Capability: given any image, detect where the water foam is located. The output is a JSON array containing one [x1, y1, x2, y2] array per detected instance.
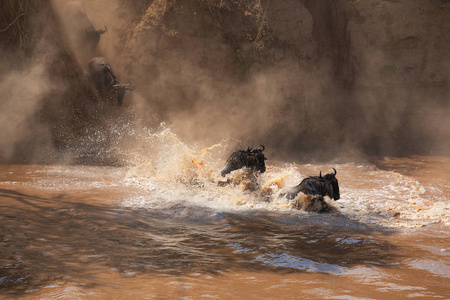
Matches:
[[118, 126, 449, 228]]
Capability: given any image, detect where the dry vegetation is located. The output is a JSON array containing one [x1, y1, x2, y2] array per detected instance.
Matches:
[[0, 0, 30, 48]]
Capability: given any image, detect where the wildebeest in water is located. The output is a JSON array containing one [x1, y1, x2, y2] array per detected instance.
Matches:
[[292, 194, 334, 213], [280, 168, 340, 201], [88, 57, 132, 106], [220, 145, 267, 177]]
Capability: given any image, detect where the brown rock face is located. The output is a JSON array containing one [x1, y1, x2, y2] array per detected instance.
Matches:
[[122, 0, 449, 159], [338, 0, 450, 155], [1, 0, 449, 163]]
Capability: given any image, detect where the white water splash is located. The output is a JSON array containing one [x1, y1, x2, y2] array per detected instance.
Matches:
[[119, 126, 450, 228]]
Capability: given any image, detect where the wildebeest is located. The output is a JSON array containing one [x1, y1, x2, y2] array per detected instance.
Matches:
[[84, 24, 107, 52], [292, 194, 334, 213], [280, 168, 340, 200], [88, 57, 132, 106], [220, 145, 267, 177], [58, 1, 107, 61]]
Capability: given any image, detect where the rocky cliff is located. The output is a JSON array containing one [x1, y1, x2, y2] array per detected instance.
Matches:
[[1, 0, 449, 163]]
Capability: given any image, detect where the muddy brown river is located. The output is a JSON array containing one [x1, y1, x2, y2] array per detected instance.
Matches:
[[1, 139, 449, 299]]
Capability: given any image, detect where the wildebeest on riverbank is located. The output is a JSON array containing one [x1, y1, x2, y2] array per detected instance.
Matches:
[[58, 1, 107, 62], [88, 57, 132, 106]]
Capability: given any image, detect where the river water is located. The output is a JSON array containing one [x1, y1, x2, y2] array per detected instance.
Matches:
[[1, 129, 449, 299]]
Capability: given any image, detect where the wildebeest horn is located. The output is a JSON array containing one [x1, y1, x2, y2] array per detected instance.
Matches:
[[319, 171, 322, 178], [112, 80, 133, 91], [123, 80, 133, 90], [333, 168, 337, 175], [111, 84, 122, 91], [98, 26, 107, 34], [260, 145, 265, 151]]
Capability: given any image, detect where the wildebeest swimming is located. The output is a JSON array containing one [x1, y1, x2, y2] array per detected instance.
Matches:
[[220, 145, 267, 177], [280, 168, 340, 201], [88, 57, 132, 106], [292, 194, 335, 213]]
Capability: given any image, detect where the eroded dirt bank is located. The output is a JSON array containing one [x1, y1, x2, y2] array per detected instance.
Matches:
[[1, 0, 449, 164]]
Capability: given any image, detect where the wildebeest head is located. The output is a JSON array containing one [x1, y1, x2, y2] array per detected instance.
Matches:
[[85, 25, 107, 52], [247, 145, 266, 173], [111, 80, 133, 106], [320, 168, 340, 200]]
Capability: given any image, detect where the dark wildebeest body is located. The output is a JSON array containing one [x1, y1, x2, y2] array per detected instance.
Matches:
[[220, 145, 267, 177], [281, 169, 340, 200], [60, 1, 107, 61], [88, 57, 132, 106]]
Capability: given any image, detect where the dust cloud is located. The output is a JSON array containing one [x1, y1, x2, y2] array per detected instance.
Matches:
[[0, 64, 52, 161], [0, 0, 449, 165], [0, 1, 62, 163]]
